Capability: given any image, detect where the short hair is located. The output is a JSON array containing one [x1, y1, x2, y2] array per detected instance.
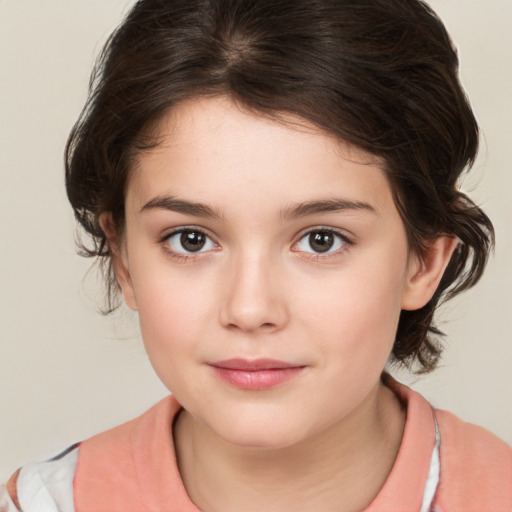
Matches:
[[65, 0, 494, 373]]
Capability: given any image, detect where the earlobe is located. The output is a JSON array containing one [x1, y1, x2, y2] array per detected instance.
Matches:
[[401, 235, 459, 311], [99, 213, 138, 311]]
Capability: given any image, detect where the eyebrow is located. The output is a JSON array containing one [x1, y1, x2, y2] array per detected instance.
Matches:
[[280, 198, 377, 220], [140, 195, 225, 220], [140, 195, 376, 220]]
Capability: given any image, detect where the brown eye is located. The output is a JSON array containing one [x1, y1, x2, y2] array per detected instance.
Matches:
[[165, 228, 216, 254], [309, 232, 335, 253], [180, 230, 206, 252], [296, 229, 347, 254]]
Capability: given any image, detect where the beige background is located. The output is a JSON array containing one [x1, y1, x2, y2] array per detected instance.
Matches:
[[1, 0, 511, 480]]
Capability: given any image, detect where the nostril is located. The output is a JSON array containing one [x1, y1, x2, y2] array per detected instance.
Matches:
[[225, 320, 277, 332]]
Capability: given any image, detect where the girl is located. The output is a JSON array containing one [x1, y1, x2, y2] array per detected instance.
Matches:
[[2, 0, 511, 511]]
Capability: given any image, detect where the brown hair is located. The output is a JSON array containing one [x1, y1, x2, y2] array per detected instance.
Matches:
[[65, 0, 494, 373]]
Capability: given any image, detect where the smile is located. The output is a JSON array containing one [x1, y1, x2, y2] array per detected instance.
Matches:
[[208, 358, 306, 390]]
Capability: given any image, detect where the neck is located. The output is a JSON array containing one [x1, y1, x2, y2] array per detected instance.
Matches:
[[174, 380, 405, 512]]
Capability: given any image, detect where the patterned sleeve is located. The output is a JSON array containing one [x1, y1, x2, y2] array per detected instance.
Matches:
[[0, 482, 21, 512], [0, 445, 79, 512]]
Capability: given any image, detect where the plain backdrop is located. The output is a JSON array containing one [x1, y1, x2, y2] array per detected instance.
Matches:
[[1, 0, 511, 480]]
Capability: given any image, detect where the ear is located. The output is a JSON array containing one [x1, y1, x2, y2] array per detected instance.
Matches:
[[99, 213, 138, 311], [401, 235, 459, 311]]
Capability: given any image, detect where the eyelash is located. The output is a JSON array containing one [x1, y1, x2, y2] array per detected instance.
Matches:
[[159, 226, 353, 263], [160, 226, 217, 263], [293, 227, 353, 262]]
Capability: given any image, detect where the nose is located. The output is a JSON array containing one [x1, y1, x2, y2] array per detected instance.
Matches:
[[219, 252, 289, 333]]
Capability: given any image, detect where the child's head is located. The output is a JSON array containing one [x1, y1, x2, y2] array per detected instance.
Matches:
[[66, 0, 493, 376]]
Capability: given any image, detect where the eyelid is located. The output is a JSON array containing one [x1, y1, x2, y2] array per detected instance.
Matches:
[[160, 225, 219, 258], [160, 222, 218, 238], [292, 226, 354, 257], [294, 225, 353, 243]]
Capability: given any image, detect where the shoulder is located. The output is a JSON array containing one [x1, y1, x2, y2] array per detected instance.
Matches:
[[0, 396, 180, 512], [436, 408, 512, 462], [77, 395, 180, 461], [435, 408, 512, 511], [385, 377, 512, 511], [75, 395, 187, 511]]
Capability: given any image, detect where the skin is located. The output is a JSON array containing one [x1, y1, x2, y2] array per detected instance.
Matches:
[[106, 96, 457, 512]]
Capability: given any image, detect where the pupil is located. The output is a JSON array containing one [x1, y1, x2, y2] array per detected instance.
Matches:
[[181, 231, 205, 252], [309, 232, 334, 253]]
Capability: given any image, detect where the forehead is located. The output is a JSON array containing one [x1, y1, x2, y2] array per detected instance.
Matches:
[[137, 96, 382, 166], [127, 96, 394, 219]]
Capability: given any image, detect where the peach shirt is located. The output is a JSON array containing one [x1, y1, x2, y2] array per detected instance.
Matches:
[[73, 379, 512, 511]]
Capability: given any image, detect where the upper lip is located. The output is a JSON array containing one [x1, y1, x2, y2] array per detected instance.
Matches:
[[209, 358, 303, 371]]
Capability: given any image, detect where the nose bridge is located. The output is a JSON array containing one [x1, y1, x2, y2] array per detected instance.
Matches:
[[219, 245, 288, 332]]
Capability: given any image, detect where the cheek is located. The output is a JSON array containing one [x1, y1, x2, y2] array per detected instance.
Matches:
[[299, 267, 405, 329], [293, 257, 408, 362], [128, 257, 214, 363], [134, 279, 208, 395], [136, 279, 207, 344]]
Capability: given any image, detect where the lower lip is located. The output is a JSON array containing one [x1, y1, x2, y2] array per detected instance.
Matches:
[[210, 366, 305, 390]]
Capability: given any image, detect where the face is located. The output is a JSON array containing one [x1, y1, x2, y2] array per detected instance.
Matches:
[[115, 97, 426, 449]]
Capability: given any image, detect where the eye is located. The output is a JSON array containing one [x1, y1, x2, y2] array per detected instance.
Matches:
[[295, 229, 348, 254], [164, 228, 216, 254]]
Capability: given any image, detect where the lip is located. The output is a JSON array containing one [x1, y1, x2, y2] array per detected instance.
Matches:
[[208, 358, 306, 390]]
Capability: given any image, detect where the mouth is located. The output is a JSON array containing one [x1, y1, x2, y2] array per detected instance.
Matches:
[[208, 358, 306, 390]]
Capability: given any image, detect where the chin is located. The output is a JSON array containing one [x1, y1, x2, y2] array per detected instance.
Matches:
[[210, 414, 309, 451], [222, 430, 303, 451]]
